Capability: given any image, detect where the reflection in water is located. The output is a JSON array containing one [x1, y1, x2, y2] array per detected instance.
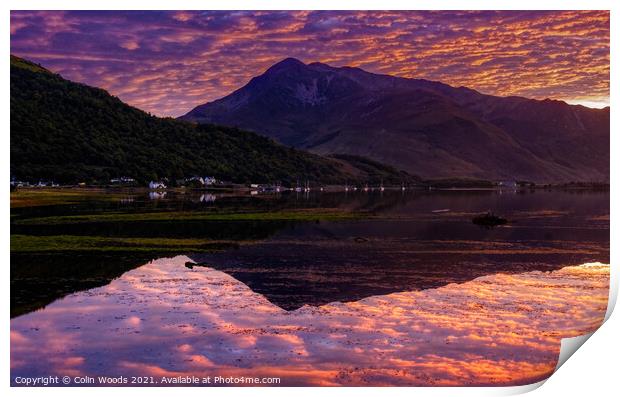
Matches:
[[11, 256, 609, 386], [10, 252, 156, 318], [199, 194, 216, 203], [148, 191, 167, 200], [11, 220, 292, 316], [190, 221, 607, 310], [10, 189, 610, 385]]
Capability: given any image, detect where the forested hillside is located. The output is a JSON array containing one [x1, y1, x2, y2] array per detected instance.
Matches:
[[10, 56, 413, 185]]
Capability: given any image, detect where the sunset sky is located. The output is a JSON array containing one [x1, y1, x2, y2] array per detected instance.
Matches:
[[10, 10, 610, 117]]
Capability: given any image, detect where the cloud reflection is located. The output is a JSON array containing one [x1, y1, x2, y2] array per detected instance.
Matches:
[[10, 256, 609, 386]]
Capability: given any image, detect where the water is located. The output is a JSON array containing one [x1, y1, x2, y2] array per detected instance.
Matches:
[[10, 189, 610, 386]]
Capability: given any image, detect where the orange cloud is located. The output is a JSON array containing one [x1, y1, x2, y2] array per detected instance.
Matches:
[[10, 11, 609, 116]]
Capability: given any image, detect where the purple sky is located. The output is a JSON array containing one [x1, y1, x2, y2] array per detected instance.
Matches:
[[11, 10, 610, 117]]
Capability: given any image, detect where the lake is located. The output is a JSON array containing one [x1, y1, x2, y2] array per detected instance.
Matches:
[[10, 188, 610, 386]]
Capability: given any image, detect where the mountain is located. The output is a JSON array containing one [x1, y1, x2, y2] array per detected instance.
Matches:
[[182, 58, 609, 183], [10, 55, 413, 185]]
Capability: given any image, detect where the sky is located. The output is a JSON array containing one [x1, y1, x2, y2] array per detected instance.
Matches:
[[10, 10, 610, 117]]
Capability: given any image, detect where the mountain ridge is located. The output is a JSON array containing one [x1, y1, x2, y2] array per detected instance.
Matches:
[[182, 58, 609, 183]]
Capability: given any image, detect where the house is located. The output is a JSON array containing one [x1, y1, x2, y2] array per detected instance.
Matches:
[[204, 176, 217, 186], [187, 176, 205, 185], [148, 181, 167, 190], [10, 179, 30, 187], [36, 180, 58, 187], [498, 181, 517, 188]]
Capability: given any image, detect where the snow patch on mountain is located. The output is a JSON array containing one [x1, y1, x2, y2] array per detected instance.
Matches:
[[294, 78, 326, 105]]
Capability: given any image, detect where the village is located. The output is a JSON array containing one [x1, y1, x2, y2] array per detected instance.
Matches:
[[9, 175, 555, 194]]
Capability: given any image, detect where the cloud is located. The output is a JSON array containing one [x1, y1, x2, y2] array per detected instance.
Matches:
[[10, 10, 610, 117]]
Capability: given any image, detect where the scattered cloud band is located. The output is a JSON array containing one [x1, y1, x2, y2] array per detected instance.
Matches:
[[10, 10, 610, 117]]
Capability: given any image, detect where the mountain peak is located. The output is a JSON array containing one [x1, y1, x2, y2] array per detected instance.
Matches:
[[265, 57, 306, 73]]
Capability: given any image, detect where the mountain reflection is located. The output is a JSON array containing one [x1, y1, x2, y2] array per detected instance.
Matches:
[[189, 218, 608, 310], [11, 256, 609, 386]]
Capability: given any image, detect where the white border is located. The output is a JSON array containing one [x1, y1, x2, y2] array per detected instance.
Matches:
[[3, 1, 617, 396]]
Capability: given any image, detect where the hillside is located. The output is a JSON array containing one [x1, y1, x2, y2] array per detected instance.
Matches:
[[182, 58, 609, 183], [10, 56, 413, 185]]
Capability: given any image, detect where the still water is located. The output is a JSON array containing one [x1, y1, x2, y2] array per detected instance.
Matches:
[[10, 189, 610, 386]]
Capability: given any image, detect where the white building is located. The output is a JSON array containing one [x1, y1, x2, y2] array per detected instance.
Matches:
[[149, 181, 167, 190], [498, 181, 518, 188]]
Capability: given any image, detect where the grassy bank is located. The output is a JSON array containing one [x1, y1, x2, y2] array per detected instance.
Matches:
[[10, 234, 243, 253], [13, 208, 364, 225], [10, 188, 128, 208]]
